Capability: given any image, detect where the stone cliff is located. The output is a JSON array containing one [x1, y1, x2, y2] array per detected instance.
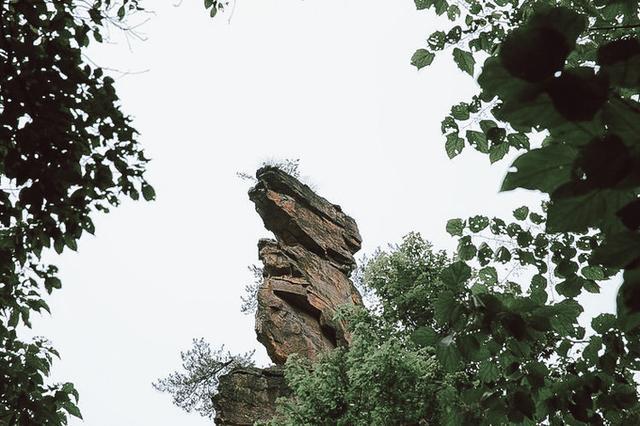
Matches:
[[213, 167, 362, 425]]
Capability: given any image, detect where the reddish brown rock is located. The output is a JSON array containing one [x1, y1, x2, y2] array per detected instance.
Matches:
[[213, 167, 362, 425], [250, 166, 363, 364]]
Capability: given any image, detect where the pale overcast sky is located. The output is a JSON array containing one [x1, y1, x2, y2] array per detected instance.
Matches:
[[27, 1, 616, 425]]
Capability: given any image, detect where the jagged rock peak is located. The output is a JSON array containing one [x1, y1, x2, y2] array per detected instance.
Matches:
[[250, 167, 363, 365], [248, 166, 362, 274]]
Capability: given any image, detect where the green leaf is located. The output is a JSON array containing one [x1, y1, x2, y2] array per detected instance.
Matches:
[[437, 336, 461, 372], [414, 0, 434, 10], [446, 218, 465, 236], [445, 133, 464, 158], [411, 326, 439, 347], [433, 0, 448, 16], [507, 133, 530, 150], [457, 236, 477, 261], [513, 206, 529, 221], [440, 261, 472, 288], [591, 313, 617, 334], [451, 103, 470, 120], [141, 184, 156, 201], [547, 189, 631, 234], [466, 130, 488, 153], [411, 49, 435, 70], [592, 231, 640, 269], [62, 401, 83, 419], [453, 48, 475, 76], [468, 215, 489, 232], [582, 265, 605, 281], [434, 291, 456, 325], [495, 246, 512, 263], [556, 275, 582, 298], [478, 360, 500, 383], [489, 143, 509, 163], [501, 145, 578, 193], [447, 5, 460, 20], [512, 390, 535, 420], [479, 266, 498, 285]]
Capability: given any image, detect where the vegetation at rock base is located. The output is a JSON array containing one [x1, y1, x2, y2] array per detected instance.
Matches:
[[153, 339, 254, 419], [1, 1, 153, 423]]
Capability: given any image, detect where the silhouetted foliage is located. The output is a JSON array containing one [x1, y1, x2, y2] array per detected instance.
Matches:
[[1, 1, 153, 422], [411, 0, 640, 422]]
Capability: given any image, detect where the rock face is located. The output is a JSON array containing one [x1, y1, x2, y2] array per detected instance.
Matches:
[[250, 167, 363, 364], [213, 167, 362, 425], [213, 367, 289, 426]]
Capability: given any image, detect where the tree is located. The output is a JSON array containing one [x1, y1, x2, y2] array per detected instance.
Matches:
[[153, 339, 254, 419], [264, 233, 482, 425], [1, 1, 153, 423]]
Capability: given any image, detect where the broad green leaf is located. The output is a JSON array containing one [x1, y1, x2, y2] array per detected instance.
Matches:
[[453, 48, 475, 76], [411, 49, 435, 69], [451, 103, 470, 120], [457, 236, 477, 261], [62, 401, 83, 419], [434, 291, 457, 325], [414, 0, 434, 10], [440, 261, 472, 288], [411, 326, 439, 347], [501, 145, 578, 193], [468, 215, 489, 232], [507, 133, 530, 150], [445, 133, 464, 158], [582, 265, 605, 281], [478, 360, 500, 382], [592, 231, 640, 268], [142, 184, 156, 201], [591, 313, 617, 334], [466, 130, 488, 153], [513, 206, 529, 221], [556, 275, 582, 298], [446, 218, 465, 236], [437, 337, 461, 372], [547, 189, 631, 234], [495, 246, 512, 263], [489, 143, 509, 163], [479, 266, 498, 285]]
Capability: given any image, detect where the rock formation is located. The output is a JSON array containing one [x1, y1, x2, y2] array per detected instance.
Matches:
[[212, 366, 289, 426], [213, 167, 363, 425]]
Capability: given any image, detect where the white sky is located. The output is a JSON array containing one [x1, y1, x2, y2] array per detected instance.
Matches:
[[28, 1, 616, 425]]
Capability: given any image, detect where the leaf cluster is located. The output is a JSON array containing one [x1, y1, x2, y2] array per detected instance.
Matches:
[[1, 0, 152, 422]]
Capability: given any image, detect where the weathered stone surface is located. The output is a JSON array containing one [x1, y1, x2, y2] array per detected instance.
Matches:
[[250, 166, 363, 364], [213, 167, 362, 425], [212, 366, 289, 426]]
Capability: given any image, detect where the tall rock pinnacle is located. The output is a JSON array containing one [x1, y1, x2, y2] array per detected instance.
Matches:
[[249, 166, 363, 364], [213, 167, 363, 425]]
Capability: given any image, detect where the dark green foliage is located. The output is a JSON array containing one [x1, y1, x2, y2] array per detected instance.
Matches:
[[1, 1, 152, 422], [411, 0, 640, 423]]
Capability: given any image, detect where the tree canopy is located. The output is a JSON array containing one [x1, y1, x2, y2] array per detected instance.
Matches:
[[1, 1, 153, 423]]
